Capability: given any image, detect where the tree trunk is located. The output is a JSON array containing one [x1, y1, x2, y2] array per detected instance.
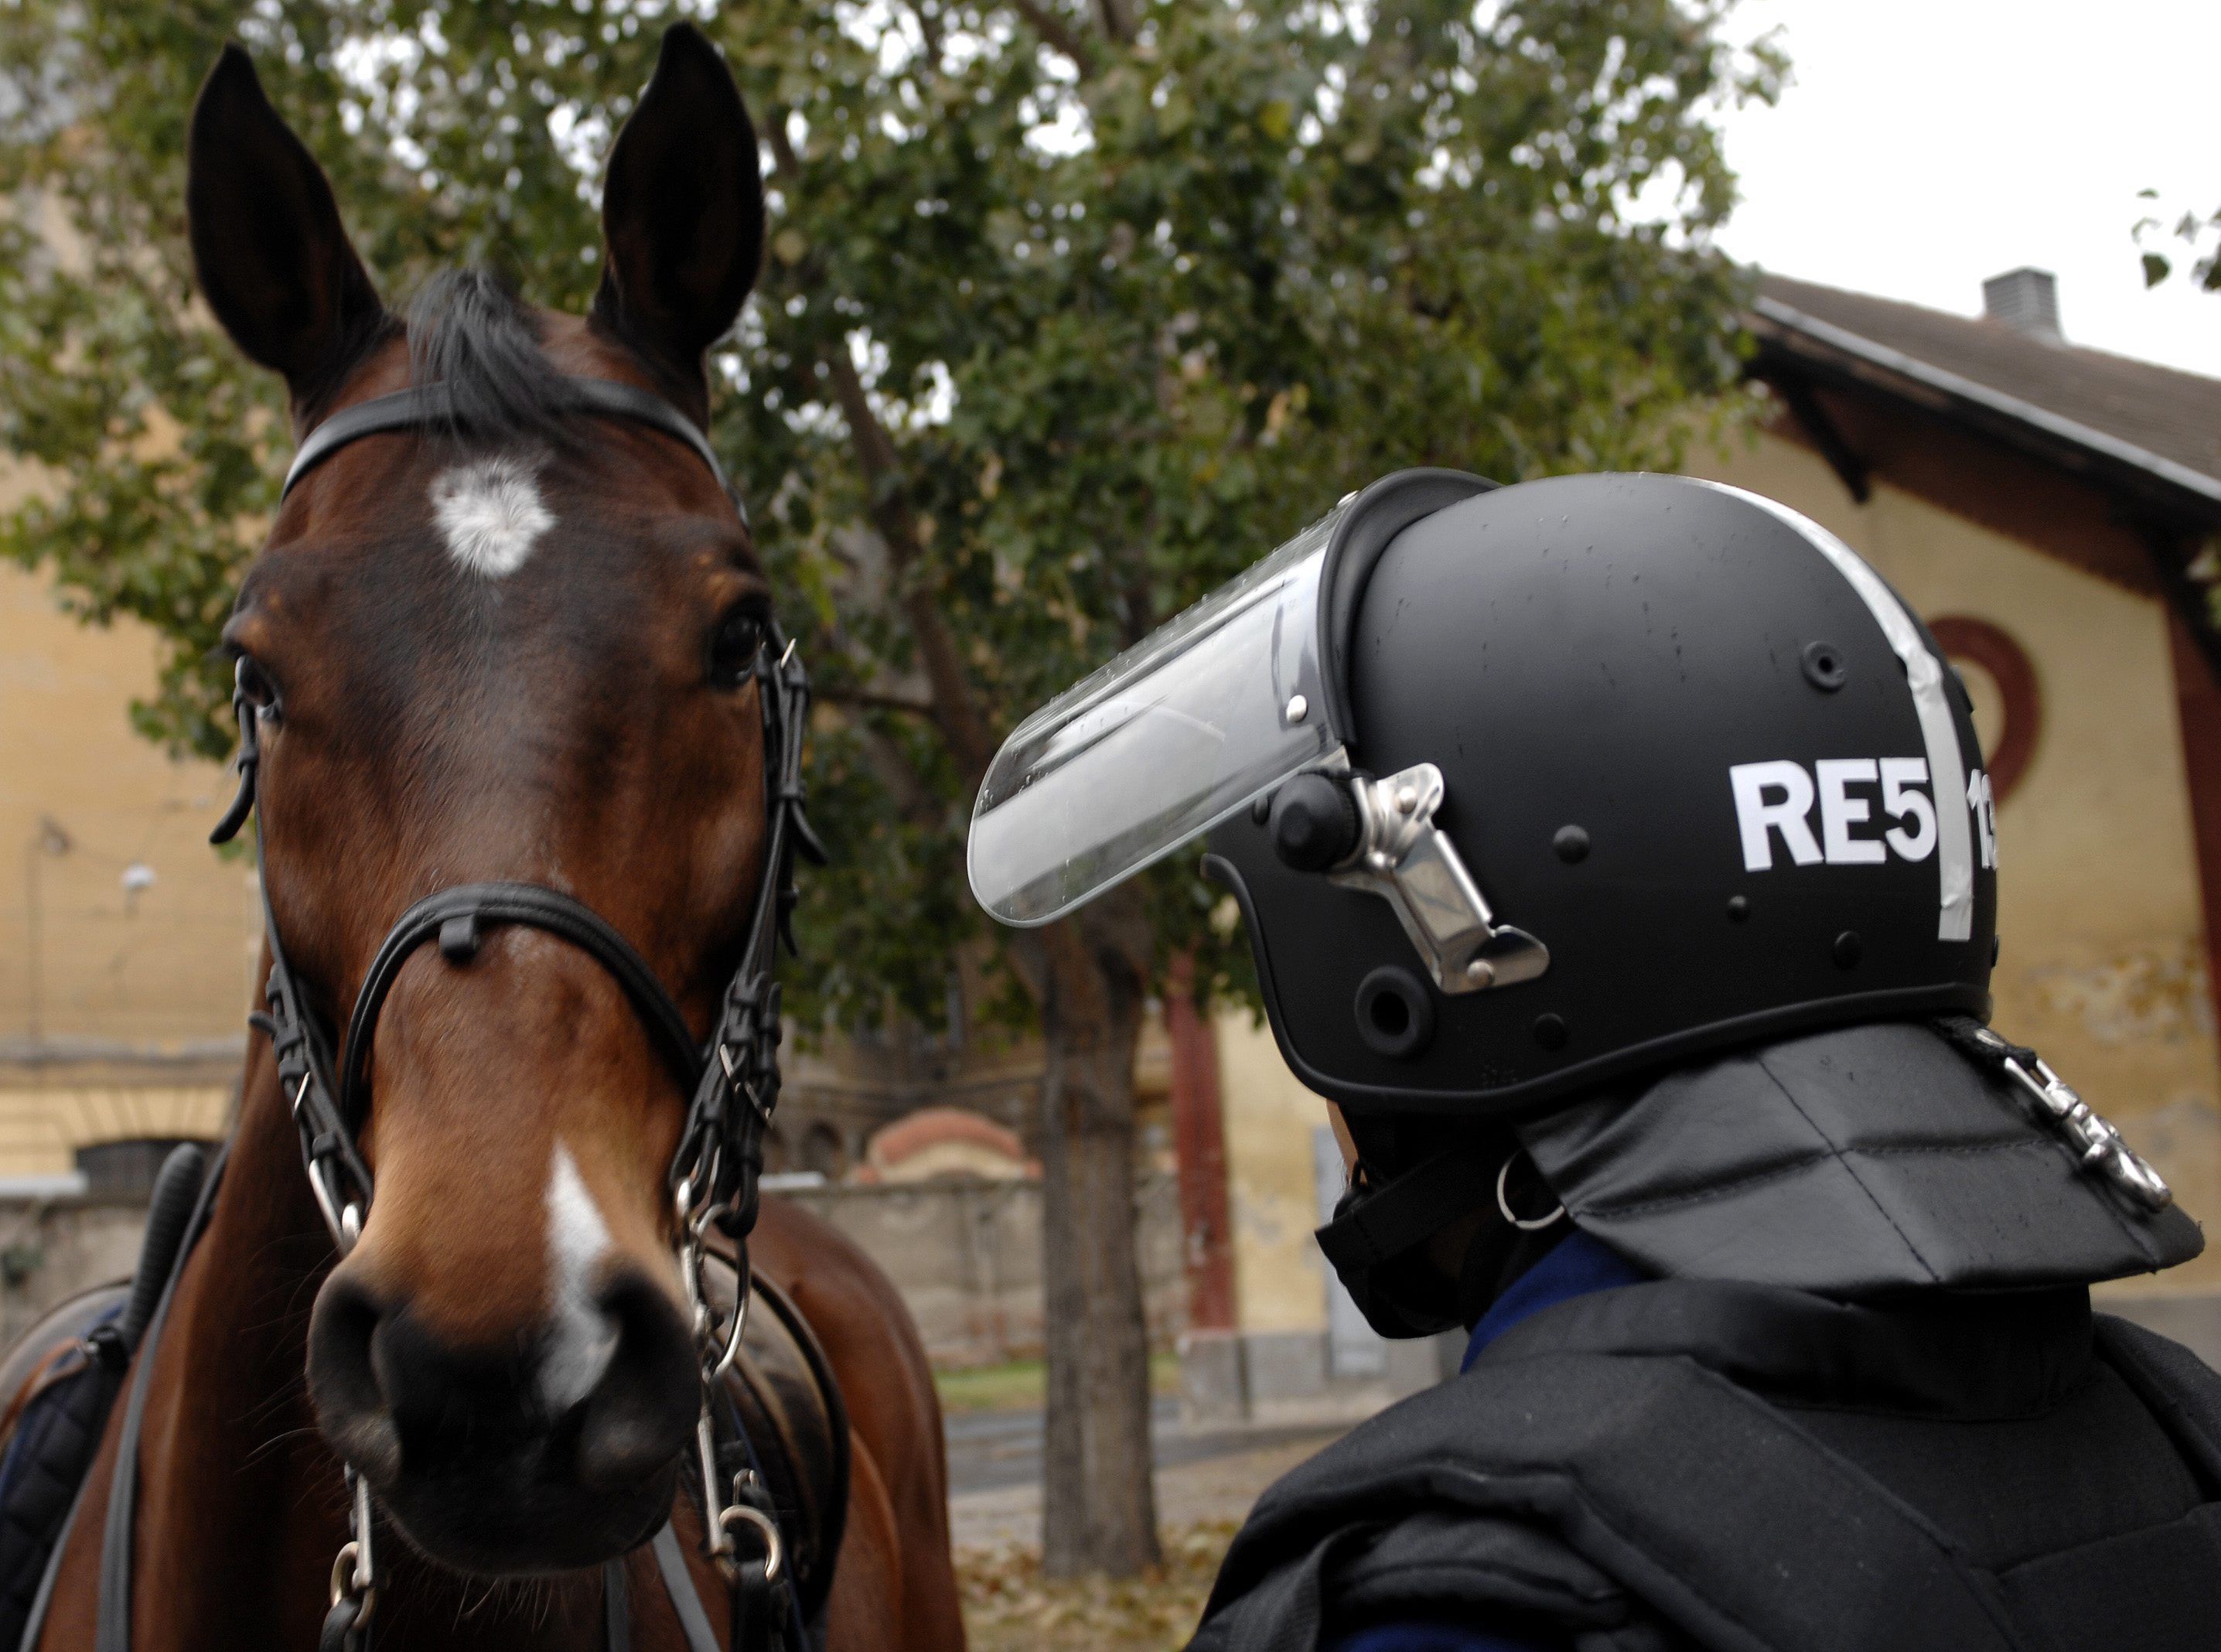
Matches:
[[1020, 906, 1162, 1578]]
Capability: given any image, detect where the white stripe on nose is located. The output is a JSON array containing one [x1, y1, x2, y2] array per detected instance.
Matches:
[[541, 1141, 619, 1413]]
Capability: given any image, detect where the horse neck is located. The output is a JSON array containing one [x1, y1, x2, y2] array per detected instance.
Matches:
[[124, 1038, 358, 1647]]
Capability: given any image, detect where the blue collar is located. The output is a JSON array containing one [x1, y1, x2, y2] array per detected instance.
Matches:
[[1461, 1228, 1650, 1372]]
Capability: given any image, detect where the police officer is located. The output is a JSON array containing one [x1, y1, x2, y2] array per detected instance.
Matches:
[[968, 469, 2221, 1650]]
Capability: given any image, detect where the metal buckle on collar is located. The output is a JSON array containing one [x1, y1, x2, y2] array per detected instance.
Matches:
[[1969, 1027, 2174, 1211]]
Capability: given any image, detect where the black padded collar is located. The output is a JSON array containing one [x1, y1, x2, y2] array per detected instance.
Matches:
[[281, 375, 728, 501], [1517, 1020, 2204, 1297]]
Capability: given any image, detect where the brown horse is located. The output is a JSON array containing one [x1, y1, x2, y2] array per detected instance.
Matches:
[[20, 24, 963, 1652]]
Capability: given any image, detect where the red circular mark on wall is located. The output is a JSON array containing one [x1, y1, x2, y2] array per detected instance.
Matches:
[[1928, 616, 2042, 803]]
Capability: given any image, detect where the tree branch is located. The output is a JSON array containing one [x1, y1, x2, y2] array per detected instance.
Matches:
[[851, 718, 943, 827], [909, 0, 945, 66], [817, 683, 939, 718], [1010, 0, 1097, 73], [817, 347, 998, 785], [1093, 0, 1134, 47], [765, 105, 997, 786], [765, 105, 803, 179]]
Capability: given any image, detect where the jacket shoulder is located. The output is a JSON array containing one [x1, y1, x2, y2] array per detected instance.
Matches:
[[1189, 1343, 2015, 1652]]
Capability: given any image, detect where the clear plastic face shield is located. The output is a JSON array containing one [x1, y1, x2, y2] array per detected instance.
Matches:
[[967, 468, 1550, 1000], [967, 503, 1348, 927]]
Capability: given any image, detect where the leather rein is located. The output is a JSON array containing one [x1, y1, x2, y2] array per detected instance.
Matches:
[[189, 374, 823, 1649]]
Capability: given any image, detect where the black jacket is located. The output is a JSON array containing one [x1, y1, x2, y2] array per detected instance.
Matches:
[[1189, 1275, 2221, 1651]]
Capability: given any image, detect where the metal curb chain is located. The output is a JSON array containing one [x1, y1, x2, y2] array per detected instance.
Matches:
[[1965, 1025, 2175, 1211], [321, 1472, 377, 1652]]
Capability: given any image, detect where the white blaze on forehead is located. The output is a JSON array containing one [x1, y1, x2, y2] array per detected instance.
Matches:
[[428, 456, 553, 577], [541, 1141, 619, 1414]]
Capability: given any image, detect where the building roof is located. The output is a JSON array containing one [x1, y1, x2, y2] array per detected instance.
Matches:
[[1752, 273, 2221, 517]]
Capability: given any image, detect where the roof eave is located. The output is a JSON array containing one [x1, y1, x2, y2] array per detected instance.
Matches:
[[1748, 295, 2221, 527]]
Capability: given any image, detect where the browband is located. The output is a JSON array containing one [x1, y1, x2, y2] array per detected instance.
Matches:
[[281, 376, 731, 502]]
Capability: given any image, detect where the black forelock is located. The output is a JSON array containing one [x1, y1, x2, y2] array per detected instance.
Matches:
[[406, 267, 572, 450]]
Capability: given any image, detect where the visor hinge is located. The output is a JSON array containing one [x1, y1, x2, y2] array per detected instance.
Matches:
[[1328, 763, 1548, 996]]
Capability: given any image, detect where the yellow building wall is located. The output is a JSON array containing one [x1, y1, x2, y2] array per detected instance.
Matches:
[[1215, 1008, 1336, 1335], [1, 458, 254, 1172], [1214, 431, 2221, 1336]]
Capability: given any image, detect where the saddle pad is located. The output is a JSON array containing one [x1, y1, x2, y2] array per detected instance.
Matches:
[[0, 1287, 128, 1652]]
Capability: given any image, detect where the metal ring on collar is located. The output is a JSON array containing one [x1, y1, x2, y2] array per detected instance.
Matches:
[[718, 1503, 785, 1585], [1496, 1155, 1567, 1232], [328, 1543, 377, 1627]]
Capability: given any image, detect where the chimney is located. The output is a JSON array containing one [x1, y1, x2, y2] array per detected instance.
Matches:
[[1983, 267, 2062, 341]]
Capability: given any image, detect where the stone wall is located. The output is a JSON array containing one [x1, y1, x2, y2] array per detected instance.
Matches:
[[0, 1172, 1189, 1371], [0, 1196, 150, 1350], [781, 1173, 1187, 1367]]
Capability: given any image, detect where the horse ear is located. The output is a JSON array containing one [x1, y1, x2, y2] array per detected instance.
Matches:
[[186, 44, 386, 406], [593, 24, 764, 402]]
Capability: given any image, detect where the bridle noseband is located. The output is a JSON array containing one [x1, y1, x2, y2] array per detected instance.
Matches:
[[209, 376, 822, 1645]]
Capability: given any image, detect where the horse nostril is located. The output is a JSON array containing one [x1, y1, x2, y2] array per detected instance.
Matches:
[[571, 1270, 698, 1493], [306, 1273, 402, 1485]]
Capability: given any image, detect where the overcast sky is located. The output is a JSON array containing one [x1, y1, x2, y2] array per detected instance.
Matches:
[[1708, 1, 2221, 378]]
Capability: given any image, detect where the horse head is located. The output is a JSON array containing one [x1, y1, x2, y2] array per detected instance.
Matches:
[[188, 25, 774, 1575]]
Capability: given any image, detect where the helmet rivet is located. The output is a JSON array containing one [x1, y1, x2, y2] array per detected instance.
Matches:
[[1726, 895, 1749, 923], [1284, 694, 1308, 725], [1802, 640, 1849, 693], [1552, 825, 1590, 864], [1833, 930, 1863, 968], [1531, 1013, 1569, 1051], [1395, 787, 1418, 814], [1465, 958, 1493, 987]]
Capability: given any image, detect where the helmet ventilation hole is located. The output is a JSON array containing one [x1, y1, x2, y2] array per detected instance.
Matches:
[[1355, 967, 1435, 1059]]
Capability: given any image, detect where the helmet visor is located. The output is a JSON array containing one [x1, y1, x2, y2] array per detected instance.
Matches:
[[969, 503, 1347, 926]]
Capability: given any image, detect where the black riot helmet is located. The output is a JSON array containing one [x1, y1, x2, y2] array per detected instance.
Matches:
[[971, 469, 2192, 1338], [971, 469, 1998, 1118]]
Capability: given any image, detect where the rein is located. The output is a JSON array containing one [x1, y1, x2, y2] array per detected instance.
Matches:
[[183, 375, 824, 1649]]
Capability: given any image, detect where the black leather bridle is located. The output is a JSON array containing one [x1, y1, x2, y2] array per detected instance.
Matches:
[[204, 374, 824, 1647]]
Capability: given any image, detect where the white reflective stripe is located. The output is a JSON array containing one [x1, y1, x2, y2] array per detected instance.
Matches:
[[1688, 481, 1975, 941]]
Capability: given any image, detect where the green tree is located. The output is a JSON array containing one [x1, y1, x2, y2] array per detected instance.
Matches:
[[2137, 189, 2221, 293], [1, 0, 1775, 1576]]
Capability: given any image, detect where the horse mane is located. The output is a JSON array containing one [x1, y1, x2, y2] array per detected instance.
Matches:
[[405, 266, 574, 449]]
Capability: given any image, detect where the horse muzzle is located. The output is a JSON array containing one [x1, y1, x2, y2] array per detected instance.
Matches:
[[306, 1264, 698, 1574]]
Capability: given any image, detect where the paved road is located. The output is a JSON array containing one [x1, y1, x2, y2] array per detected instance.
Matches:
[[944, 1397, 1342, 1497]]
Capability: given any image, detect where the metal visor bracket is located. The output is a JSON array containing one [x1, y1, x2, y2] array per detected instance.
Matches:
[[1329, 764, 1548, 995]]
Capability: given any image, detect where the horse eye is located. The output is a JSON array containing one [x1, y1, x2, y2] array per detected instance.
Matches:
[[708, 606, 766, 691], [234, 654, 281, 719]]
